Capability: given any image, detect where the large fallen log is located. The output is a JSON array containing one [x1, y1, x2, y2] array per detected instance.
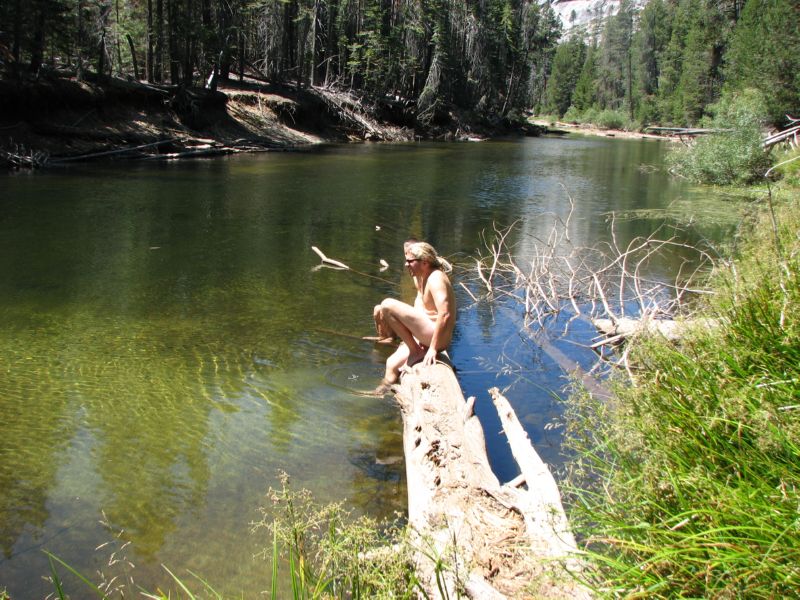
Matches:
[[592, 316, 719, 345], [394, 362, 589, 599]]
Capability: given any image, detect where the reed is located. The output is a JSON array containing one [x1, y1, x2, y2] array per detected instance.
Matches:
[[563, 184, 800, 597]]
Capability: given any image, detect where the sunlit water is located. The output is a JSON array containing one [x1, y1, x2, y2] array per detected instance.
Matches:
[[0, 137, 743, 597]]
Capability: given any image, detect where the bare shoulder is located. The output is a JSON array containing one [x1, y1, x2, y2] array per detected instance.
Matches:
[[428, 269, 452, 290]]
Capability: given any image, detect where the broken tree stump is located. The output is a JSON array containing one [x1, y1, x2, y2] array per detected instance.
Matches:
[[394, 362, 589, 599]]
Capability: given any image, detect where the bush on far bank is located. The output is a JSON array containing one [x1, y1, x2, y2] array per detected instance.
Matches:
[[667, 88, 774, 185], [562, 105, 639, 131]]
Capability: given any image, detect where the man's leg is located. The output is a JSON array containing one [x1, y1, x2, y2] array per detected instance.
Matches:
[[379, 298, 434, 367], [383, 343, 409, 385], [372, 304, 395, 344]]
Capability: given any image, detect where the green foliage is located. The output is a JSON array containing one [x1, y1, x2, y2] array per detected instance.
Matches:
[[724, 0, 800, 126], [596, 0, 634, 113], [565, 186, 800, 597], [668, 88, 773, 185], [254, 471, 422, 598], [572, 43, 598, 112], [773, 147, 800, 187], [595, 109, 628, 130], [545, 37, 586, 116], [544, 0, 795, 131]]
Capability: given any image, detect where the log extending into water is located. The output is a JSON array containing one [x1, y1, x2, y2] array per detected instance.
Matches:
[[394, 362, 589, 599], [592, 316, 718, 345]]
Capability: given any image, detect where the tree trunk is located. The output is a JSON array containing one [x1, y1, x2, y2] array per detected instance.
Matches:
[[324, 0, 338, 86], [393, 363, 589, 599], [147, 0, 154, 81], [155, 0, 164, 82], [167, 0, 180, 83], [115, 0, 124, 75], [127, 34, 140, 80], [29, 2, 46, 74], [75, 0, 85, 81], [238, 30, 244, 81]]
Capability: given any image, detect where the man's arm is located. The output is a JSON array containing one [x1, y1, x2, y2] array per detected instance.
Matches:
[[423, 272, 454, 366]]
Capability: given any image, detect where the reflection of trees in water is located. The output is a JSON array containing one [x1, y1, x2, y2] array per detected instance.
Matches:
[[0, 348, 74, 560]]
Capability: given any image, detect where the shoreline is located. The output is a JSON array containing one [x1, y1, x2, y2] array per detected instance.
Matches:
[[530, 118, 668, 141], [1, 74, 543, 170], [1, 73, 670, 171]]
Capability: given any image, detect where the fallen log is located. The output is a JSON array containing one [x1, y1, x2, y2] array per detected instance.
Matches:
[[394, 362, 589, 599], [592, 316, 718, 344]]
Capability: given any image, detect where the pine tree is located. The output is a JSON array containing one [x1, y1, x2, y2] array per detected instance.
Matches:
[[545, 36, 586, 116], [725, 0, 800, 125], [572, 42, 598, 112], [596, 0, 634, 114], [633, 0, 672, 123]]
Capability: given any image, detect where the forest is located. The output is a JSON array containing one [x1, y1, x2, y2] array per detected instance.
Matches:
[[0, 0, 798, 134], [545, 0, 799, 128]]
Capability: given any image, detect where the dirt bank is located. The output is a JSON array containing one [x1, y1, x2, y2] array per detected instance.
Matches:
[[0, 74, 542, 169]]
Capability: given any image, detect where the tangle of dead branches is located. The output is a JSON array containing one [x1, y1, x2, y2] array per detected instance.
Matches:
[[466, 201, 719, 376]]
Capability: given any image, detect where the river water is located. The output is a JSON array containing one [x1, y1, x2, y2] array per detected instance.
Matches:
[[0, 136, 741, 597]]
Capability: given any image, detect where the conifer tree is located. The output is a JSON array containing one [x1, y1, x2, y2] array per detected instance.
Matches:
[[545, 36, 586, 116], [725, 0, 800, 125]]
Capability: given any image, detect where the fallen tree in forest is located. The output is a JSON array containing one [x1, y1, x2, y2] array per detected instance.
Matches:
[[393, 362, 589, 599]]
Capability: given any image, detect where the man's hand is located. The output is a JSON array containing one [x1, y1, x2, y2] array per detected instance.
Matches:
[[423, 345, 438, 367]]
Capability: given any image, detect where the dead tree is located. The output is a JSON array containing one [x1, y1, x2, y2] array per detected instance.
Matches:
[[394, 362, 589, 599], [466, 205, 718, 377]]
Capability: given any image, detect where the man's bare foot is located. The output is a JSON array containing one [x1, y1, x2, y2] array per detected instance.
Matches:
[[362, 335, 397, 345], [354, 380, 395, 397]]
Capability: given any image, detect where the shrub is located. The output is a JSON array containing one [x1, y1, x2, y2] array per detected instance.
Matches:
[[668, 88, 773, 185], [564, 187, 800, 597], [562, 105, 581, 124], [595, 109, 627, 130]]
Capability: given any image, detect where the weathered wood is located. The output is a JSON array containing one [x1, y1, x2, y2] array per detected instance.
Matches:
[[310, 245, 350, 269], [593, 316, 718, 343], [490, 388, 579, 558], [394, 362, 589, 599]]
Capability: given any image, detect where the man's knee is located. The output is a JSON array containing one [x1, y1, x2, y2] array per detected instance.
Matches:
[[380, 298, 401, 315]]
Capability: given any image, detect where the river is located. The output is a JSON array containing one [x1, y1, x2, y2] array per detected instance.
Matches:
[[0, 136, 742, 597]]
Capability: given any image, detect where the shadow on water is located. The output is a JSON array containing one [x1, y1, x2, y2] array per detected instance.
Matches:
[[0, 137, 745, 597]]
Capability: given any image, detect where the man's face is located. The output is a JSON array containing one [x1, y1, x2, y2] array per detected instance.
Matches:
[[405, 253, 423, 275]]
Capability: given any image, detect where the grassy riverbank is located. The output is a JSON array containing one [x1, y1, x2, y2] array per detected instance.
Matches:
[[564, 173, 800, 596]]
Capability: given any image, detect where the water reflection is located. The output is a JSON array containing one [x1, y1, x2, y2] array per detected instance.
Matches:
[[0, 137, 743, 597]]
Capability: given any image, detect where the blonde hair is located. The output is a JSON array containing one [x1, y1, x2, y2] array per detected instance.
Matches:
[[408, 242, 452, 273]]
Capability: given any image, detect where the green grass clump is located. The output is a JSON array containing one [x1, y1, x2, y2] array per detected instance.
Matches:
[[564, 185, 800, 597], [43, 472, 428, 599], [252, 471, 422, 599]]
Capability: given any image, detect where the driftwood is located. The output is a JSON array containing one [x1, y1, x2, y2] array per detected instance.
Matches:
[[394, 362, 589, 599], [311, 246, 350, 269], [592, 316, 719, 345]]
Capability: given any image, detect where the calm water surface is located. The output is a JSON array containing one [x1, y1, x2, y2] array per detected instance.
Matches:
[[0, 137, 740, 597]]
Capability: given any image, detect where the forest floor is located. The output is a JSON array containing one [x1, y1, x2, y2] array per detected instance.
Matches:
[[0, 73, 536, 168]]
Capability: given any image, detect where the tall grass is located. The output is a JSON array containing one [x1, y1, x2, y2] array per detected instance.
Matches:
[[42, 471, 430, 599], [253, 471, 424, 599], [563, 185, 800, 597]]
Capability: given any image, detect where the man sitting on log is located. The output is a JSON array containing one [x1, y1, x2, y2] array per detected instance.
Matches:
[[372, 237, 419, 344], [374, 241, 456, 393]]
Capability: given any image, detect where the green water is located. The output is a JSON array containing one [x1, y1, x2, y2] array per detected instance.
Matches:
[[0, 137, 742, 597]]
